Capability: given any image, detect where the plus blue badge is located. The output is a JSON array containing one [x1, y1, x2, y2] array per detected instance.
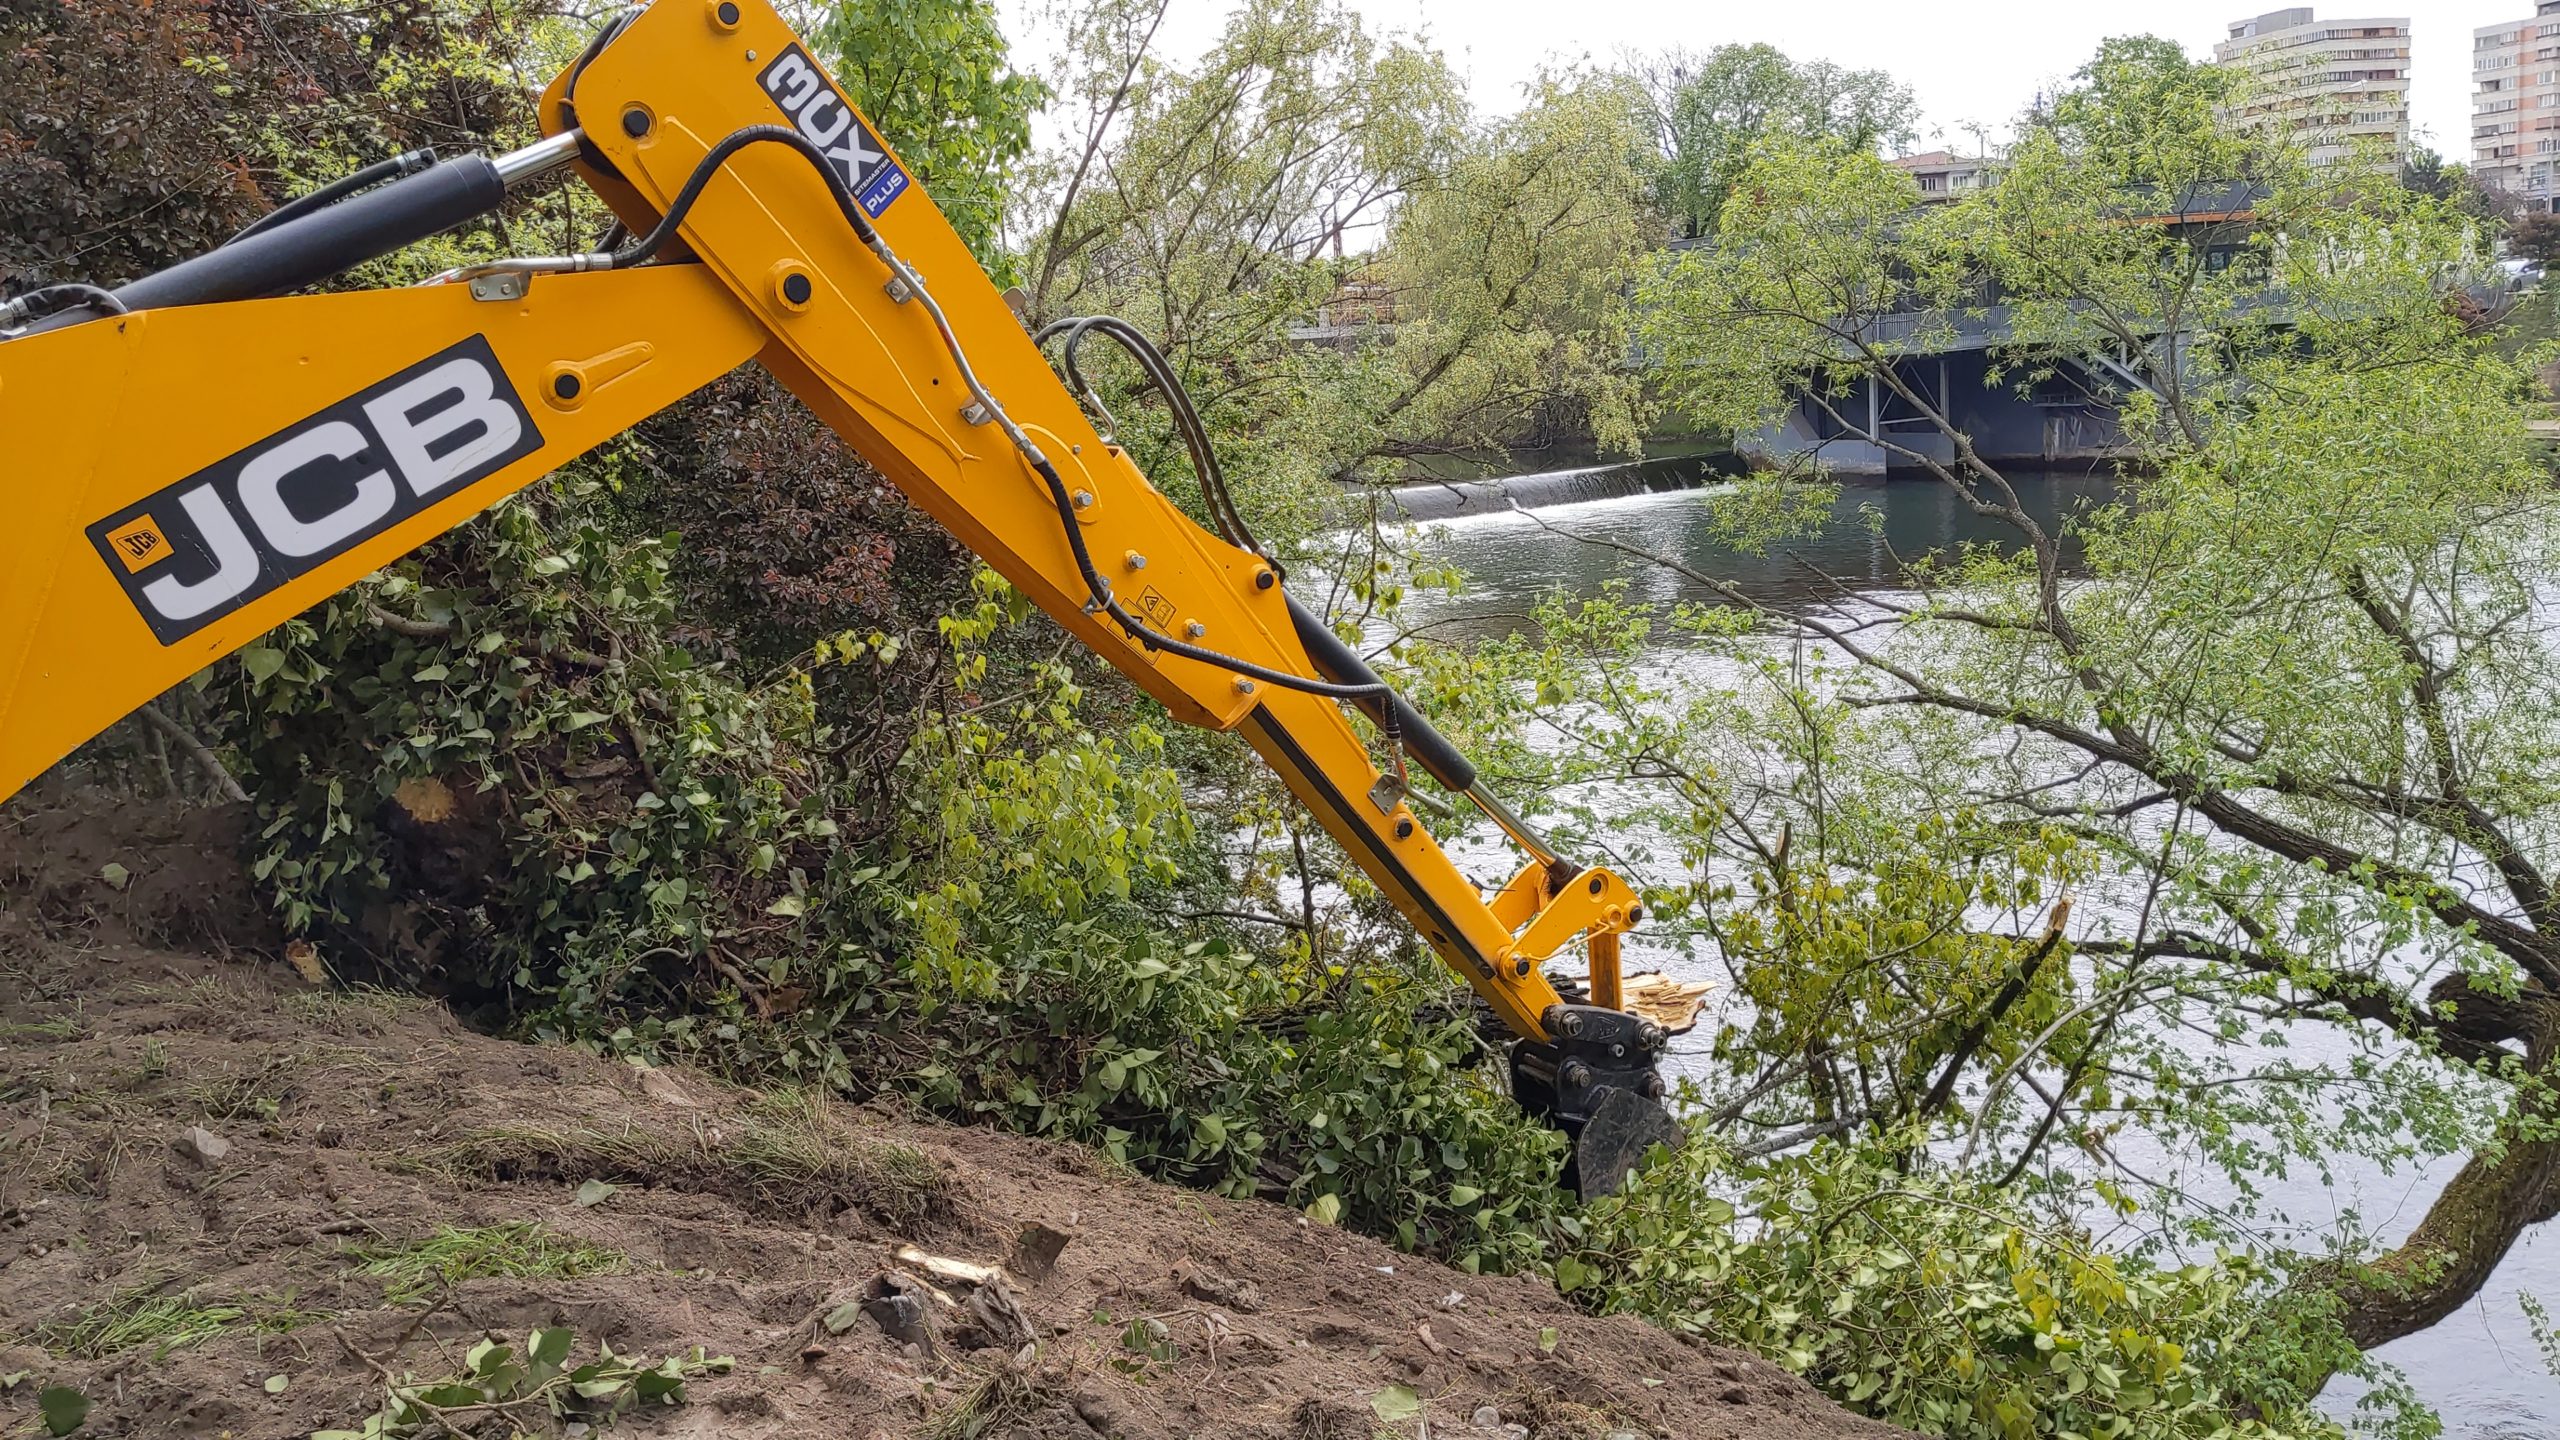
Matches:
[[859, 166, 909, 217]]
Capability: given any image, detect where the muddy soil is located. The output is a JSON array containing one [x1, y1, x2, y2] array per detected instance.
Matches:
[[0, 797, 1909, 1440]]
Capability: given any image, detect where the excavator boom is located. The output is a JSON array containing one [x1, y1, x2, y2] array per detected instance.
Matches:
[[0, 0, 1692, 1192]]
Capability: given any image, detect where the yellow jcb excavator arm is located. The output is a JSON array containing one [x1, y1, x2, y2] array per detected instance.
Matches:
[[0, 0, 1689, 1191]]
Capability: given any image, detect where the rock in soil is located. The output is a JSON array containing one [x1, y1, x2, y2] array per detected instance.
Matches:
[[171, 1125, 231, 1166]]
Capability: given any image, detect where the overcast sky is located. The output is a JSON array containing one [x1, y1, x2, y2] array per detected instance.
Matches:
[[1000, 0, 2513, 165]]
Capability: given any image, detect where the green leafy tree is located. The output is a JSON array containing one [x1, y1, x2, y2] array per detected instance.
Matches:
[[812, 0, 1048, 277], [1627, 42, 1917, 239], [1465, 33, 2547, 1428], [1372, 68, 1663, 458], [1019, 0, 1469, 521]]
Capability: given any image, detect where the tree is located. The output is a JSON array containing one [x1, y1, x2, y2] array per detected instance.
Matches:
[[1627, 43, 1917, 239], [1013, 0, 1660, 537], [812, 0, 1048, 277], [1017, 0, 1475, 504], [2512, 210, 2560, 268], [2405, 143, 2517, 226], [1370, 69, 1663, 458], [0, 0, 581, 292], [1566, 35, 2540, 1419]]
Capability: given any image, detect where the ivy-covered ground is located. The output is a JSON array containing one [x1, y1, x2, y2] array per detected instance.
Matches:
[[0, 799, 1905, 1440]]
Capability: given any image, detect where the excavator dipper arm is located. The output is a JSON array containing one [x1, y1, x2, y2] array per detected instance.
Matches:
[[0, 0, 1692, 1192]]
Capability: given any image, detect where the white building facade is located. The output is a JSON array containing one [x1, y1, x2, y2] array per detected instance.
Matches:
[[2213, 8, 2412, 170]]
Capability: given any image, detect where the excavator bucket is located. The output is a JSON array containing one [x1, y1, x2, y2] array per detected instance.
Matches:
[[1508, 969, 1707, 1197], [1574, 1087, 1689, 1198]]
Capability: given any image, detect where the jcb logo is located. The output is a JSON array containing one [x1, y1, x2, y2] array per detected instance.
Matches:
[[757, 45, 908, 217], [88, 336, 542, 645]]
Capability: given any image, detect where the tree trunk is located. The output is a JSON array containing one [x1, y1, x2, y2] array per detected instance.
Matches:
[[2314, 975, 2560, 1358], [2327, 1124, 2560, 1350]]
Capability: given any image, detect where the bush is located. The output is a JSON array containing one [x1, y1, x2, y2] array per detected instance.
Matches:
[[219, 466, 1565, 1271], [1555, 1135, 2411, 1440]]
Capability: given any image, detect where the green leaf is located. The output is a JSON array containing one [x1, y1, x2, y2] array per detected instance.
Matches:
[[765, 895, 807, 918], [823, 1301, 864, 1335], [97, 862, 129, 891], [264, 1374, 290, 1395], [530, 1327, 576, 1367], [240, 646, 286, 683], [1537, 1326, 1560, 1355], [574, 1178, 619, 1208], [1369, 1383, 1422, 1423], [39, 1385, 89, 1437], [562, 710, 610, 732], [1305, 1193, 1343, 1225]]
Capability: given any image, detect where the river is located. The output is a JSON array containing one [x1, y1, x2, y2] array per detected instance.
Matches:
[[1391, 465, 2560, 1438]]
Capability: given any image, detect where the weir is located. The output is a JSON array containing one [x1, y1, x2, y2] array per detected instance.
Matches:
[[1367, 452, 1727, 523]]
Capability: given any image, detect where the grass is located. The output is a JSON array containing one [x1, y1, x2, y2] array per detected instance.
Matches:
[[28, 1286, 324, 1360], [278, 986, 415, 1034], [1494, 1380, 1613, 1439], [179, 1052, 303, 1123], [425, 1089, 951, 1228], [924, 1364, 1056, 1440], [344, 1222, 625, 1304], [1, 1128, 128, 1197], [154, 974, 262, 1014], [0, 1013, 87, 1043]]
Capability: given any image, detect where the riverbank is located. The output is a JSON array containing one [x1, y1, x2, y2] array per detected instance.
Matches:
[[0, 798, 1912, 1440]]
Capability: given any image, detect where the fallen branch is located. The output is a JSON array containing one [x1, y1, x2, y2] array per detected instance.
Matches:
[[137, 703, 248, 803], [366, 603, 454, 639]]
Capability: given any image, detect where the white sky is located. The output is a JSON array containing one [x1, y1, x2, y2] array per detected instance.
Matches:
[[1000, 0, 2513, 165]]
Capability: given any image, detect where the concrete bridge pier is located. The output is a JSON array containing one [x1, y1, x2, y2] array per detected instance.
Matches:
[[1749, 347, 2129, 475]]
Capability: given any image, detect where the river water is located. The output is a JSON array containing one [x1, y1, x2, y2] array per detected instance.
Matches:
[[1391, 467, 2560, 1437]]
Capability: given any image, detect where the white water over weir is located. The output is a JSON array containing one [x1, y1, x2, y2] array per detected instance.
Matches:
[[1358, 453, 1729, 524]]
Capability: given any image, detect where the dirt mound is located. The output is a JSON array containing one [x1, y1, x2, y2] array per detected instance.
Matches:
[[0, 813, 1907, 1440]]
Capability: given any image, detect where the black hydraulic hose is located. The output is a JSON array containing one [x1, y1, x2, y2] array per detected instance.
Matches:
[[0, 283, 128, 330], [1034, 314, 1268, 562], [1021, 448, 1399, 718], [603, 125, 880, 270], [555, 7, 642, 133], [227, 148, 439, 246]]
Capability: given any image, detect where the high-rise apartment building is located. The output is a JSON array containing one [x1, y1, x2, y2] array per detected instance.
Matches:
[[2474, 2, 2560, 207], [2213, 8, 2412, 170]]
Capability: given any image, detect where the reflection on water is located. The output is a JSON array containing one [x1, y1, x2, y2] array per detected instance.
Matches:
[[1399, 469, 2122, 637], [1404, 466, 2560, 1438]]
